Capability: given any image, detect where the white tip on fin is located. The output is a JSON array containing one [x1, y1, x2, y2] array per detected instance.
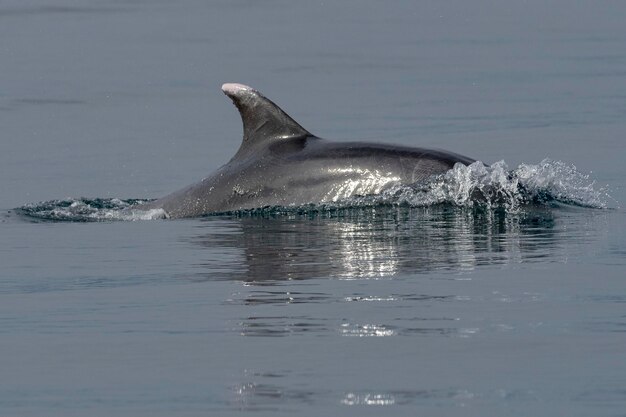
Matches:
[[221, 83, 255, 96]]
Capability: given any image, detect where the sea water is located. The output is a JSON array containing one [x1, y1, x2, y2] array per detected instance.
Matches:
[[1, 1, 625, 416]]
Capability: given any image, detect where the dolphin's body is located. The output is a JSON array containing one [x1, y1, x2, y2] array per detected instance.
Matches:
[[141, 83, 476, 218]]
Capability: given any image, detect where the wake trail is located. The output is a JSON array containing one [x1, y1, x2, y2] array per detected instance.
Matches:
[[15, 159, 611, 222]]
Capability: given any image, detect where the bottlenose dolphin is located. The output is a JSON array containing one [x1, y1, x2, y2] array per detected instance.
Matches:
[[140, 83, 476, 218]]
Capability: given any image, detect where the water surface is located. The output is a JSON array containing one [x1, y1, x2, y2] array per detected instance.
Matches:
[[1, 1, 625, 416]]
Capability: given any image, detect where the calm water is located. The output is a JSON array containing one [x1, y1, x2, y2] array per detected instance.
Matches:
[[1, 1, 626, 416]]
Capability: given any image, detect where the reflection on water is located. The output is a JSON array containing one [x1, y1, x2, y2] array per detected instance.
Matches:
[[188, 205, 611, 413], [339, 322, 397, 337], [231, 380, 500, 410], [230, 375, 478, 410], [187, 206, 604, 282], [339, 389, 480, 406]]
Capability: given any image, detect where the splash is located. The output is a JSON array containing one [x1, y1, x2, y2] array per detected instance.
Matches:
[[339, 159, 610, 212], [512, 159, 609, 208], [15, 160, 609, 221], [15, 198, 167, 222]]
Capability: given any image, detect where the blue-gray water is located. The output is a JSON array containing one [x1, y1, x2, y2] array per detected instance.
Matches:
[[1, 1, 625, 416]]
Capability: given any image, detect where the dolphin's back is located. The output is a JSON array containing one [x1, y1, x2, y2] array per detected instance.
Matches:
[[143, 84, 478, 217], [288, 139, 475, 183]]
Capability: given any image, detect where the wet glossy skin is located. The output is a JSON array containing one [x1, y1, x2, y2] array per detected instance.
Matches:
[[148, 138, 475, 217], [139, 84, 476, 218]]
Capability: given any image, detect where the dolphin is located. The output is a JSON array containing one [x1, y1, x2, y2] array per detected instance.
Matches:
[[139, 83, 476, 218]]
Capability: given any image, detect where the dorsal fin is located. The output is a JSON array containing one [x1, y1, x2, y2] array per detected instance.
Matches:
[[222, 83, 311, 157]]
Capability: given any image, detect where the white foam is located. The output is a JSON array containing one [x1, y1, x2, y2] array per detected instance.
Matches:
[[339, 159, 609, 211], [119, 208, 169, 221], [513, 159, 609, 208]]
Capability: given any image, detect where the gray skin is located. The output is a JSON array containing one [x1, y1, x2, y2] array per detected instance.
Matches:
[[140, 83, 476, 218]]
